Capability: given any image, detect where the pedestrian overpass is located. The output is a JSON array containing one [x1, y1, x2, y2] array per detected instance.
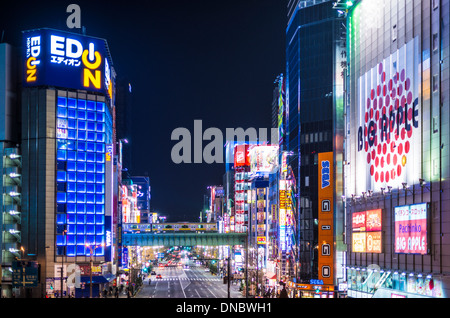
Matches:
[[122, 232, 247, 247]]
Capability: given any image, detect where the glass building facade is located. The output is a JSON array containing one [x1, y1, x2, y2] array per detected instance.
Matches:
[[286, 0, 345, 283], [55, 96, 113, 257]]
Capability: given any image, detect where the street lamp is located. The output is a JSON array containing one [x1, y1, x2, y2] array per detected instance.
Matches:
[[61, 230, 67, 298], [85, 243, 104, 298]]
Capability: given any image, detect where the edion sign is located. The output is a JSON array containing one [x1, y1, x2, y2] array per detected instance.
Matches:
[[394, 203, 429, 255], [23, 28, 114, 99]]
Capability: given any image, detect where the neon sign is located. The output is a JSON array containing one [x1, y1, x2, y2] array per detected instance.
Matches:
[[25, 35, 41, 82], [23, 28, 114, 99], [352, 37, 421, 192], [321, 160, 330, 189], [394, 203, 429, 255]]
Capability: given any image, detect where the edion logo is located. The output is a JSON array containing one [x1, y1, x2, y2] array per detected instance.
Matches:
[[50, 35, 103, 89], [321, 160, 330, 189], [25, 36, 41, 82]]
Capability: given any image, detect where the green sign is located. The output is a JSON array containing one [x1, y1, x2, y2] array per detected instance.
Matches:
[[12, 261, 39, 288]]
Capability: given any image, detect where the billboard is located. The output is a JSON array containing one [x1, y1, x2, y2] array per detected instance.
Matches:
[[23, 28, 114, 100], [351, 209, 382, 253], [353, 37, 421, 193], [352, 209, 382, 232], [234, 144, 250, 167], [394, 203, 429, 255], [278, 75, 285, 147], [249, 145, 278, 175], [318, 152, 334, 285], [131, 177, 150, 211]]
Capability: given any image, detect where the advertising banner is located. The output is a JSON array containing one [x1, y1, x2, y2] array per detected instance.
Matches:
[[352, 233, 366, 253], [249, 146, 278, 175], [234, 144, 250, 167], [318, 152, 334, 285], [351, 209, 382, 253], [366, 232, 382, 253], [279, 180, 292, 252], [394, 203, 429, 254], [122, 247, 129, 269], [23, 28, 114, 100], [278, 75, 285, 147], [353, 37, 420, 193]]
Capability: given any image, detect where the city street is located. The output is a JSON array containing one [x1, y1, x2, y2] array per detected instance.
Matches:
[[136, 264, 244, 298], [1, 0, 449, 303]]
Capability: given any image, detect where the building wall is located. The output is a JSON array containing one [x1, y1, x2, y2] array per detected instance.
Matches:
[[287, 1, 345, 282], [21, 88, 113, 296], [345, 0, 450, 297], [21, 88, 56, 296]]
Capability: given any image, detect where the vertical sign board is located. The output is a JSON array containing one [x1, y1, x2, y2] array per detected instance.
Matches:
[[279, 181, 287, 252], [122, 247, 129, 270], [318, 152, 334, 285]]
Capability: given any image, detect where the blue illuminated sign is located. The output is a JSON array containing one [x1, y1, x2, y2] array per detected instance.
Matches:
[[122, 247, 129, 269], [321, 160, 330, 189], [55, 96, 112, 257], [23, 28, 114, 99]]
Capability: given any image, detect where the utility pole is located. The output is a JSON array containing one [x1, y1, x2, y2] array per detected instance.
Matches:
[[227, 249, 231, 298]]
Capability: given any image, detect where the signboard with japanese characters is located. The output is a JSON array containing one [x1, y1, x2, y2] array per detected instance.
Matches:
[[23, 28, 114, 100]]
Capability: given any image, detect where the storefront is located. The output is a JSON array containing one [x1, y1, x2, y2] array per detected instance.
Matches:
[[287, 281, 335, 298], [346, 266, 446, 298]]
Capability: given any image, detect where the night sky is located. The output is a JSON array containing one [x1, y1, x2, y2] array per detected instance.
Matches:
[[0, 0, 287, 221]]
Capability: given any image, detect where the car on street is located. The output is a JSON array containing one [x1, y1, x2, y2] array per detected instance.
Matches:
[[156, 274, 162, 279], [204, 268, 210, 272], [150, 271, 156, 275]]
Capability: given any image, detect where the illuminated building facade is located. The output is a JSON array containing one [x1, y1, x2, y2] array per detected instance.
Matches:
[[246, 145, 279, 294], [344, 0, 450, 298], [234, 144, 251, 233], [131, 176, 150, 223], [121, 180, 140, 224], [20, 28, 117, 297], [286, 0, 346, 296]]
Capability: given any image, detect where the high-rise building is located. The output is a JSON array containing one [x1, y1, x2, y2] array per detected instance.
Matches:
[[344, 0, 450, 298], [0, 42, 22, 298], [18, 28, 117, 297], [286, 0, 346, 296], [115, 77, 133, 173]]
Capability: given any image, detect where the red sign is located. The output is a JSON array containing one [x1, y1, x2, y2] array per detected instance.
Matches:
[[366, 209, 382, 231], [351, 209, 383, 253], [394, 203, 428, 254], [234, 145, 249, 166], [352, 212, 366, 232]]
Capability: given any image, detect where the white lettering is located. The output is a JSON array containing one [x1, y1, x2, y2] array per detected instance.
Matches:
[[51, 35, 65, 56], [65, 38, 83, 58], [30, 36, 41, 57]]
